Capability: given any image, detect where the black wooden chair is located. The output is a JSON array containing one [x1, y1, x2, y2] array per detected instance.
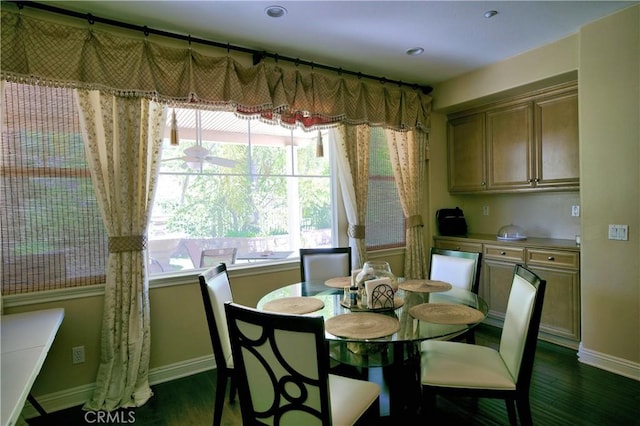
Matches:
[[428, 247, 482, 342], [225, 302, 380, 425], [198, 263, 237, 426], [420, 264, 546, 426], [299, 247, 352, 282], [428, 247, 482, 294]]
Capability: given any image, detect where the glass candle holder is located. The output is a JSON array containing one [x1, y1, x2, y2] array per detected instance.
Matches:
[[355, 261, 398, 294]]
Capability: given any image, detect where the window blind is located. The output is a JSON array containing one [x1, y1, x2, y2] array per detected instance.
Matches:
[[1, 82, 107, 294]]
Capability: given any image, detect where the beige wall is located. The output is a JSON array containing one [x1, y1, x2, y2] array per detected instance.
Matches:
[[429, 5, 640, 369], [579, 5, 639, 363]]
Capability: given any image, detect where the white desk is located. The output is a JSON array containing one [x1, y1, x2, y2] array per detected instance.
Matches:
[[1, 308, 65, 426]]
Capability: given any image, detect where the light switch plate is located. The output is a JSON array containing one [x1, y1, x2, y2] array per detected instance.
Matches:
[[608, 224, 629, 240]]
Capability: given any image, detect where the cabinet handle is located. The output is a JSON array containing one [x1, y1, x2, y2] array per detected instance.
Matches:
[[455, 247, 461, 250], [500, 251, 506, 255], [547, 256, 555, 261], [481, 181, 486, 186]]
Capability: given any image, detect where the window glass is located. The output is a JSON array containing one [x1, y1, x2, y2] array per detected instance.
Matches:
[[149, 109, 333, 272]]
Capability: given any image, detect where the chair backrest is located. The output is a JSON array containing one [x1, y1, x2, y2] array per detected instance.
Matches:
[[225, 302, 332, 425], [198, 263, 235, 371], [428, 247, 482, 293], [299, 247, 352, 282], [200, 247, 238, 267], [499, 264, 546, 389], [148, 256, 164, 273]]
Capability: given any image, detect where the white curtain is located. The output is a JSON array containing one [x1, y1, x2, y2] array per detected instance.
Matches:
[[333, 124, 371, 268], [75, 90, 164, 411], [386, 129, 428, 278]]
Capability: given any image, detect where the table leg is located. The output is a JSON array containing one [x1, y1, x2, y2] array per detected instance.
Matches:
[[28, 394, 48, 416], [363, 343, 421, 419], [330, 341, 422, 419]]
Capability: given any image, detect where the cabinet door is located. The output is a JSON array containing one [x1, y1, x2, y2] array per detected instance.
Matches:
[[482, 259, 515, 320], [534, 91, 579, 189], [527, 265, 580, 343], [448, 114, 486, 192], [486, 103, 534, 190]]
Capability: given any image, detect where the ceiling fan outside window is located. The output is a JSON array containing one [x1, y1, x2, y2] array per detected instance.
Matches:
[[162, 109, 238, 171]]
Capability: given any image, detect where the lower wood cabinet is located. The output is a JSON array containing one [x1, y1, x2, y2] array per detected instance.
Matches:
[[434, 236, 580, 349]]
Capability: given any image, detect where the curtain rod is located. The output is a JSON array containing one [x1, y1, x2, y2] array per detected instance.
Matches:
[[14, 1, 433, 95]]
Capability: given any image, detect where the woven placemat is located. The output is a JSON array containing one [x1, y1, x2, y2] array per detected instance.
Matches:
[[324, 276, 351, 288], [325, 313, 400, 339], [261, 297, 324, 315], [399, 279, 453, 293], [409, 303, 484, 324]]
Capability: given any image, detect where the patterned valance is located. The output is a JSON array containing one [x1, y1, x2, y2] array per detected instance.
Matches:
[[0, 10, 431, 131]]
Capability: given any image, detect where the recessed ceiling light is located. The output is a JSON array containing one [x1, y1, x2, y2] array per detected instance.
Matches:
[[405, 47, 425, 56], [265, 5, 288, 18], [484, 10, 499, 19]]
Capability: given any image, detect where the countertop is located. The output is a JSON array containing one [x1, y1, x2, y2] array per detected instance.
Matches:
[[434, 233, 581, 252]]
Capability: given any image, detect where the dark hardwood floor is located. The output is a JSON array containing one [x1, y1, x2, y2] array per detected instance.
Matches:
[[28, 325, 639, 425]]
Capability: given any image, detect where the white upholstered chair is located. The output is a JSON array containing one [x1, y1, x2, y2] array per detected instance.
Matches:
[[225, 302, 380, 425], [198, 263, 237, 426], [420, 264, 546, 426], [429, 247, 482, 342], [299, 247, 352, 282], [428, 247, 482, 294]]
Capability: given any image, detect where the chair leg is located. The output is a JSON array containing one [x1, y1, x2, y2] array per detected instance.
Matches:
[[213, 374, 227, 426], [505, 398, 518, 426], [229, 375, 237, 403], [466, 329, 476, 344], [516, 396, 533, 426], [420, 386, 437, 414]]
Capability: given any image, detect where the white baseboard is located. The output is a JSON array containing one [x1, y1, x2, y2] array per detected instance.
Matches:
[[148, 354, 216, 386], [22, 355, 216, 419], [578, 343, 640, 381]]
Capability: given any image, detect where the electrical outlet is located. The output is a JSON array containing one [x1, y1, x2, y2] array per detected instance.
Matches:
[[72, 346, 85, 364], [483, 205, 489, 216], [571, 205, 580, 217]]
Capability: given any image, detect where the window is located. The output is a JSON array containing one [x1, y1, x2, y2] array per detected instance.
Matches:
[[366, 128, 405, 249], [148, 109, 334, 272], [1, 83, 404, 293], [1, 82, 107, 294]]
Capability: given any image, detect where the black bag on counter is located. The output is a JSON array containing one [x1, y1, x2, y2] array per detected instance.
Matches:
[[436, 207, 468, 236]]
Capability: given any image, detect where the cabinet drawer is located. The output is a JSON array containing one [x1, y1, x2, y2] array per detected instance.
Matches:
[[483, 245, 525, 262], [526, 249, 579, 270], [434, 240, 482, 253]]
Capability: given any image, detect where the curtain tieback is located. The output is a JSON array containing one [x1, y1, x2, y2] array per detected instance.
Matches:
[[348, 224, 366, 239], [109, 235, 148, 253], [406, 214, 424, 228]]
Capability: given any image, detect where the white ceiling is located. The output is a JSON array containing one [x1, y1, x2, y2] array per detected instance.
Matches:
[[43, 1, 637, 90]]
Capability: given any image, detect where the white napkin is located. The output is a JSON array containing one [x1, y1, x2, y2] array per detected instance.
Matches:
[[365, 277, 394, 309], [351, 268, 362, 287]]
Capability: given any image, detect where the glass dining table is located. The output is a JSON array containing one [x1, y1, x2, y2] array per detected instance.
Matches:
[[257, 278, 489, 418]]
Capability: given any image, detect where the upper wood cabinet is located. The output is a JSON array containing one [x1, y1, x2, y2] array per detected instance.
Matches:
[[447, 113, 486, 192], [534, 91, 580, 189], [486, 103, 534, 190], [447, 82, 579, 194]]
